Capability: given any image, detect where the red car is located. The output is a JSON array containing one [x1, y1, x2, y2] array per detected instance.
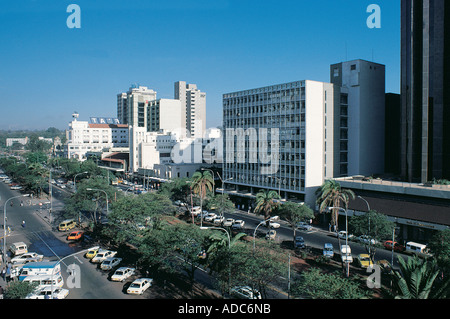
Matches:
[[67, 231, 84, 241], [383, 240, 405, 252]]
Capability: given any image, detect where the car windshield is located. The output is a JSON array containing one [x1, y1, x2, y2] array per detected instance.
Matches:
[[115, 271, 123, 275], [130, 283, 140, 288]]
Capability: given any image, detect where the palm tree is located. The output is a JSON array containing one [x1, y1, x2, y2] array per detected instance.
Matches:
[[191, 170, 214, 222], [254, 189, 281, 224], [315, 179, 355, 232], [392, 255, 441, 299]]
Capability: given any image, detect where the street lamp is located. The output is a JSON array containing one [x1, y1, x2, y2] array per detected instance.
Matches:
[[3, 194, 31, 263], [253, 216, 278, 251], [328, 206, 350, 277], [358, 195, 371, 236], [200, 226, 231, 294], [74, 171, 88, 192], [86, 188, 108, 222]]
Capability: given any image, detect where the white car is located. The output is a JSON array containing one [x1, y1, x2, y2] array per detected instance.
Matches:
[[26, 287, 69, 299], [230, 286, 261, 299], [127, 278, 153, 295], [100, 257, 122, 270], [11, 252, 44, 264], [358, 235, 378, 245], [111, 267, 135, 282], [268, 221, 280, 229], [10, 185, 23, 190], [91, 249, 117, 263], [340, 245, 353, 263], [231, 220, 245, 229], [223, 218, 235, 227], [204, 213, 217, 222], [337, 231, 354, 240], [297, 222, 313, 231], [213, 216, 225, 225]]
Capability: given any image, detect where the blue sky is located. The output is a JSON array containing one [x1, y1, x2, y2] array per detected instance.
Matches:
[[0, 0, 400, 131]]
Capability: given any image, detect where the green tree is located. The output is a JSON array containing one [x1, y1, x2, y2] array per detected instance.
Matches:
[[349, 209, 395, 262], [254, 190, 281, 224], [191, 170, 214, 219], [291, 268, 370, 299], [4, 281, 38, 299], [315, 179, 355, 231], [428, 229, 450, 276], [277, 201, 314, 247], [392, 255, 441, 299]]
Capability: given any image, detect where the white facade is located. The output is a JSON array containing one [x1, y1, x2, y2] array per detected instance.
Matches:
[[65, 114, 128, 161], [223, 80, 336, 207], [117, 86, 157, 128], [330, 59, 386, 177], [174, 81, 206, 139]]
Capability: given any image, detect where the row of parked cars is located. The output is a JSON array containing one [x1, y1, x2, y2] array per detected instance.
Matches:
[[84, 246, 153, 295], [0, 172, 23, 190]]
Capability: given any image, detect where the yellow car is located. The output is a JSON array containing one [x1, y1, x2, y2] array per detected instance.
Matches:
[[85, 246, 100, 259], [357, 254, 373, 268], [58, 219, 77, 231]]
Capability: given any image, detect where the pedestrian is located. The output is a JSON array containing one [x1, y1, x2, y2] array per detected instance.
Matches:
[[0, 285, 4, 299], [5, 264, 10, 282], [22, 220, 26, 228], [1, 267, 6, 281]]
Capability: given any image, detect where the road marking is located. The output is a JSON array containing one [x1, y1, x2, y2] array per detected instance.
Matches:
[[74, 255, 83, 264]]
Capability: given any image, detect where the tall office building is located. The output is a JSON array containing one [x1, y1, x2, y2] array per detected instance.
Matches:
[[174, 81, 206, 139], [330, 59, 386, 177], [117, 85, 157, 128], [401, 0, 450, 182], [223, 80, 336, 207]]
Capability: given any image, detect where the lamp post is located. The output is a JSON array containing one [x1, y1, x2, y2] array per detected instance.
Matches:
[[328, 206, 350, 277], [358, 195, 371, 235], [74, 171, 88, 192], [3, 194, 31, 263], [86, 188, 108, 222], [200, 226, 231, 294], [253, 216, 278, 251]]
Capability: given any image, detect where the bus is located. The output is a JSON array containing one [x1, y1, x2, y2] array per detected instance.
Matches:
[[22, 274, 64, 289], [19, 261, 61, 281], [405, 242, 432, 258]]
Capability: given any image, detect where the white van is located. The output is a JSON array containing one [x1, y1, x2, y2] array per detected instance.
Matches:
[[22, 274, 64, 289], [191, 206, 201, 216], [9, 242, 28, 256], [405, 242, 431, 257]]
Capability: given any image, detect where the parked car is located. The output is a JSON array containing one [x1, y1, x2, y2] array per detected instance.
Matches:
[[9, 242, 28, 256], [111, 267, 135, 282], [91, 249, 117, 263], [58, 219, 77, 231], [26, 287, 69, 299], [268, 221, 280, 229], [297, 222, 312, 231], [127, 278, 153, 295], [213, 216, 225, 225], [100, 257, 122, 270], [11, 252, 44, 264], [85, 246, 100, 259], [294, 236, 305, 249], [223, 218, 235, 227], [383, 240, 405, 252], [66, 231, 84, 241], [230, 286, 261, 299], [358, 235, 378, 245], [204, 213, 217, 222], [266, 230, 277, 240], [231, 220, 245, 229], [340, 245, 353, 263], [337, 231, 354, 240], [323, 243, 334, 258], [356, 254, 373, 268]]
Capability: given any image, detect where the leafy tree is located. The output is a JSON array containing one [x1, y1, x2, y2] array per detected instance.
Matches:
[[254, 189, 281, 225], [191, 171, 214, 220], [349, 210, 395, 261], [277, 201, 314, 247], [315, 179, 355, 231], [392, 255, 442, 299], [4, 281, 38, 299], [205, 193, 235, 216], [291, 268, 370, 299], [428, 229, 450, 276], [25, 134, 52, 153]]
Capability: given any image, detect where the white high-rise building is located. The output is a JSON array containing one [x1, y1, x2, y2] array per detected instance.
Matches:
[[223, 80, 336, 206], [330, 59, 386, 177], [117, 85, 157, 128], [174, 81, 206, 139]]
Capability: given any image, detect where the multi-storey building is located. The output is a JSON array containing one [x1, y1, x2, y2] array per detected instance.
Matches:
[[174, 81, 206, 139], [330, 59, 386, 177], [117, 85, 157, 129], [65, 113, 128, 161], [223, 80, 336, 207], [401, 0, 450, 183]]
